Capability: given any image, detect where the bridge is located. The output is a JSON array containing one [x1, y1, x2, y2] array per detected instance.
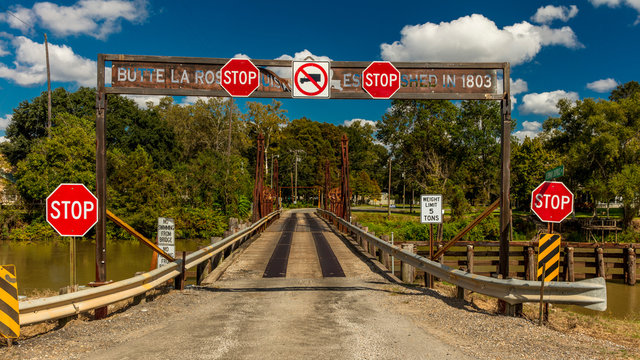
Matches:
[[6, 208, 622, 359]]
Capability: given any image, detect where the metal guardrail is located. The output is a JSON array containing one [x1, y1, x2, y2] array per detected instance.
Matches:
[[318, 209, 607, 311], [19, 211, 280, 326]]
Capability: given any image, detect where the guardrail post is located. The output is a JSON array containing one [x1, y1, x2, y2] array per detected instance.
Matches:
[[625, 247, 636, 285], [175, 251, 186, 290], [563, 247, 575, 282], [466, 245, 474, 274], [526, 247, 536, 280], [595, 247, 605, 278], [369, 231, 376, 256], [435, 244, 444, 282], [381, 235, 391, 270], [401, 244, 415, 283]]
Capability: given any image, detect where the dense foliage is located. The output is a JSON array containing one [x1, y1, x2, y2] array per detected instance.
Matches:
[[1, 81, 638, 241]]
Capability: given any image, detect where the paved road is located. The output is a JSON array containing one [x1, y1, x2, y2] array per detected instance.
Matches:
[[86, 209, 468, 360]]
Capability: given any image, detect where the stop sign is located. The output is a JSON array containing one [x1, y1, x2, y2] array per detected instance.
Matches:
[[530, 181, 574, 223], [46, 184, 98, 236], [362, 61, 401, 99], [220, 58, 260, 97]]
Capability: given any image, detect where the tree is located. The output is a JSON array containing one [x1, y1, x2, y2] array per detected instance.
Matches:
[[2, 88, 95, 166], [543, 94, 640, 226], [511, 137, 560, 210], [610, 81, 640, 102], [15, 113, 96, 204], [244, 100, 288, 180]]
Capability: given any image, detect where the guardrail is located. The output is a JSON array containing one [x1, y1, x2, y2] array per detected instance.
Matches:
[[19, 211, 280, 326], [318, 209, 607, 311]]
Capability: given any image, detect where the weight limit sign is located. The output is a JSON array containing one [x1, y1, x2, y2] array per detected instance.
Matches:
[[292, 61, 330, 98]]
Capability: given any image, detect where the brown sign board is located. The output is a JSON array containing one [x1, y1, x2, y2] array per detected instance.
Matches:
[[110, 57, 502, 100]]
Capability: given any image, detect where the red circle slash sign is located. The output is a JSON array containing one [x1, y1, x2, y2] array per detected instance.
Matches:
[[295, 63, 328, 96]]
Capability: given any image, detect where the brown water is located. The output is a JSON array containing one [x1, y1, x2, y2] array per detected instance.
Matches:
[[0, 239, 208, 296], [564, 281, 640, 321]]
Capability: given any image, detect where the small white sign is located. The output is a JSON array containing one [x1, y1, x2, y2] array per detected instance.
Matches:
[[421, 194, 442, 224], [157, 217, 175, 267], [292, 61, 330, 98]]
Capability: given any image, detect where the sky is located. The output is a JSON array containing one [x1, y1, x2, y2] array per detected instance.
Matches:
[[1, 0, 639, 142]]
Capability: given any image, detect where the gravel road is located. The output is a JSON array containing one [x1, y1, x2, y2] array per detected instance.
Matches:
[[0, 210, 631, 359]]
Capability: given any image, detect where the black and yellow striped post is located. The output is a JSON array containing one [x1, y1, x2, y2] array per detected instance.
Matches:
[[537, 234, 561, 282], [0, 265, 19, 339]]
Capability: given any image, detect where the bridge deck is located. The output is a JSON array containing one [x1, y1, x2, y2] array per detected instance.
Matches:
[[219, 209, 370, 281]]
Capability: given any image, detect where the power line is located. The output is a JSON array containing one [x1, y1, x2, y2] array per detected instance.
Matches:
[[3, 9, 35, 31]]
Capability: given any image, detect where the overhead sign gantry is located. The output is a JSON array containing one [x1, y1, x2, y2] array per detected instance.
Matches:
[[97, 54, 512, 296]]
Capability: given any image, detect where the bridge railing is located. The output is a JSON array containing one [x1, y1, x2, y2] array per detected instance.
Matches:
[[19, 211, 281, 326], [317, 209, 607, 311]]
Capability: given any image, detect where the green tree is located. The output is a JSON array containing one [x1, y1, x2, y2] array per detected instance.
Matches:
[[609, 81, 640, 102], [15, 113, 95, 204], [543, 94, 640, 225], [511, 137, 560, 210]]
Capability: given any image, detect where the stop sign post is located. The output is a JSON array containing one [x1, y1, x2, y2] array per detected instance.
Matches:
[[220, 58, 260, 97], [362, 61, 401, 99], [530, 181, 574, 223], [46, 183, 98, 237]]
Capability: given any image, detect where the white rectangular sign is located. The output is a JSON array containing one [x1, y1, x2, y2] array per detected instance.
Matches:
[[421, 194, 442, 224], [157, 217, 175, 267]]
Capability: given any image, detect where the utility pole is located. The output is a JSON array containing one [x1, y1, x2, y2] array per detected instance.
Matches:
[[290, 149, 304, 204], [402, 171, 406, 209], [387, 157, 392, 218], [44, 33, 52, 137]]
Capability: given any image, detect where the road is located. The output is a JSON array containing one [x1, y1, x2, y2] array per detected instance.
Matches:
[[3, 209, 627, 359]]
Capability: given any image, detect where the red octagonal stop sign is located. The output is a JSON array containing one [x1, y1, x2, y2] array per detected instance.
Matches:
[[530, 181, 574, 223], [362, 61, 401, 99], [220, 58, 260, 97], [46, 183, 98, 237]]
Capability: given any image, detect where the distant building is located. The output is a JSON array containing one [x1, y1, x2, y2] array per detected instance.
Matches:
[[368, 192, 395, 206]]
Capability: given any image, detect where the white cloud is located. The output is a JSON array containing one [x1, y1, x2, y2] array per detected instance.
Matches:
[[232, 53, 251, 59], [0, 136, 7, 143], [125, 95, 163, 108], [272, 49, 332, 78], [511, 78, 528, 95], [343, 118, 378, 129], [514, 121, 543, 141], [0, 0, 148, 40], [531, 5, 579, 24], [519, 90, 579, 116], [380, 14, 581, 65], [586, 78, 618, 92], [0, 36, 95, 86], [590, 0, 640, 23], [0, 114, 12, 130]]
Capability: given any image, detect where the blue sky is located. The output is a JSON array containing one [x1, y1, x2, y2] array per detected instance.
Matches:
[[1, 0, 639, 141]]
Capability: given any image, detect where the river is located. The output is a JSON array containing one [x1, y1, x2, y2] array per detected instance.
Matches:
[[0, 239, 208, 295], [1, 239, 638, 320]]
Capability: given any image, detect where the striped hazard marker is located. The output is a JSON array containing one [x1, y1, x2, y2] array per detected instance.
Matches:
[[537, 234, 561, 282], [0, 265, 19, 339]]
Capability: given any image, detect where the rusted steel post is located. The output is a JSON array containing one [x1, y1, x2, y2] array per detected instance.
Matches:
[[401, 244, 415, 283], [564, 247, 575, 282], [625, 247, 636, 285], [340, 134, 351, 222], [324, 160, 330, 211], [273, 158, 279, 210], [94, 54, 108, 320], [526, 247, 536, 281], [466, 245, 474, 274], [596, 247, 605, 278], [252, 134, 265, 222], [499, 65, 512, 280]]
